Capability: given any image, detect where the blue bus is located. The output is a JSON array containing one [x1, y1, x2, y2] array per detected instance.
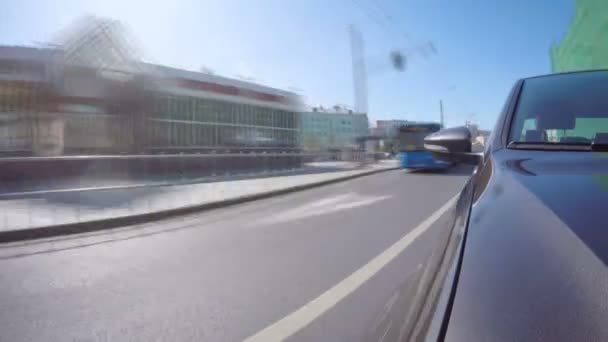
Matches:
[[397, 122, 450, 170]]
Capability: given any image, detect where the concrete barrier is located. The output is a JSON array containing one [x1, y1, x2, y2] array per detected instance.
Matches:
[[0, 152, 377, 194]]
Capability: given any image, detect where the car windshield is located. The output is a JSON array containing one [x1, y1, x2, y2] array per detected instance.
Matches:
[[509, 71, 608, 146]]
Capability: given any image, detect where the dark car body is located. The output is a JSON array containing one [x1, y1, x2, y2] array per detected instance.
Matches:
[[417, 71, 608, 341]]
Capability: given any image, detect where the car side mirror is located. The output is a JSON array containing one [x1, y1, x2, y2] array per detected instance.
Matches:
[[424, 126, 482, 165]]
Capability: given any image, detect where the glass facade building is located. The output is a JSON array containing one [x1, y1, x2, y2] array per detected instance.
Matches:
[[146, 88, 300, 151], [300, 109, 369, 151], [0, 46, 302, 156]]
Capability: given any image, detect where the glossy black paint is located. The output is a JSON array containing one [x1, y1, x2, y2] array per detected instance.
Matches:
[[424, 126, 473, 153], [444, 149, 608, 341], [432, 73, 608, 341]]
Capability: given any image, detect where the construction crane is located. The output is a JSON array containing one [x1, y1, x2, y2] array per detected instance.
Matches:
[[350, 25, 368, 114]]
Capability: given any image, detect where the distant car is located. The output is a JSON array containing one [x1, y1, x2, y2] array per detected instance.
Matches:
[[420, 70, 608, 341]]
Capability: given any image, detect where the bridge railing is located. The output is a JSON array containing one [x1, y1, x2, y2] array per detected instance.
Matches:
[[0, 151, 384, 196]]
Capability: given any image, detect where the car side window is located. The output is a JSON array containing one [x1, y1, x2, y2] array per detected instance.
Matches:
[[521, 118, 537, 136], [567, 118, 608, 139], [543, 118, 608, 142]]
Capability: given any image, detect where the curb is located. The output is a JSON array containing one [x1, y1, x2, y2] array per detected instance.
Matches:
[[0, 167, 398, 243]]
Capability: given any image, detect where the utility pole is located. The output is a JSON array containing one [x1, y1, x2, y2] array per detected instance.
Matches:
[[439, 100, 444, 128]]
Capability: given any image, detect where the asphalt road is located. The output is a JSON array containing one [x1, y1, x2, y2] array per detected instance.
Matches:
[[0, 166, 472, 342]]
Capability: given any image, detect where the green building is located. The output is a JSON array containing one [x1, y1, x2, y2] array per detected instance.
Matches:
[[551, 0, 608, 72], [549, 0, 608, 140], [300, 107, 369, 151]]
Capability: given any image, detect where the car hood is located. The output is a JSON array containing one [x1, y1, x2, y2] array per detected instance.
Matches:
[[446, 150, 608, 341]]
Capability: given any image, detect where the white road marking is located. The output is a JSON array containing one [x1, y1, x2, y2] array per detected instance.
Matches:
[[244, 194, 459, 342], [259, 192, 392, 225], [379, 320, 394, 342]]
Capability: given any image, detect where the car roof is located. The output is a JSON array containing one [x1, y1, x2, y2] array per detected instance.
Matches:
[[522, 69, 608, 81]]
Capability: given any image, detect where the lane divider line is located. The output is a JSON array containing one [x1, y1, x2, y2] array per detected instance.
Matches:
[[244, 194, 459, 342]]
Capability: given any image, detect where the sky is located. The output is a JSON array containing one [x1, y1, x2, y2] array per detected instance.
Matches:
[[0, 0, 576, 129]]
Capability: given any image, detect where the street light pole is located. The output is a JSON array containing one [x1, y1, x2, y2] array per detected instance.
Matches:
[[466, 113, 477, 127], [439, 100, 444, 128]]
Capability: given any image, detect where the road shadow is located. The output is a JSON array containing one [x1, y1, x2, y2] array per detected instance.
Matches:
[[406, 164, 475, 176]]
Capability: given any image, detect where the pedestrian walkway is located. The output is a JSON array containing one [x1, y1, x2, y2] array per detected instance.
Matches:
[[0, 161, 397, 234]]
